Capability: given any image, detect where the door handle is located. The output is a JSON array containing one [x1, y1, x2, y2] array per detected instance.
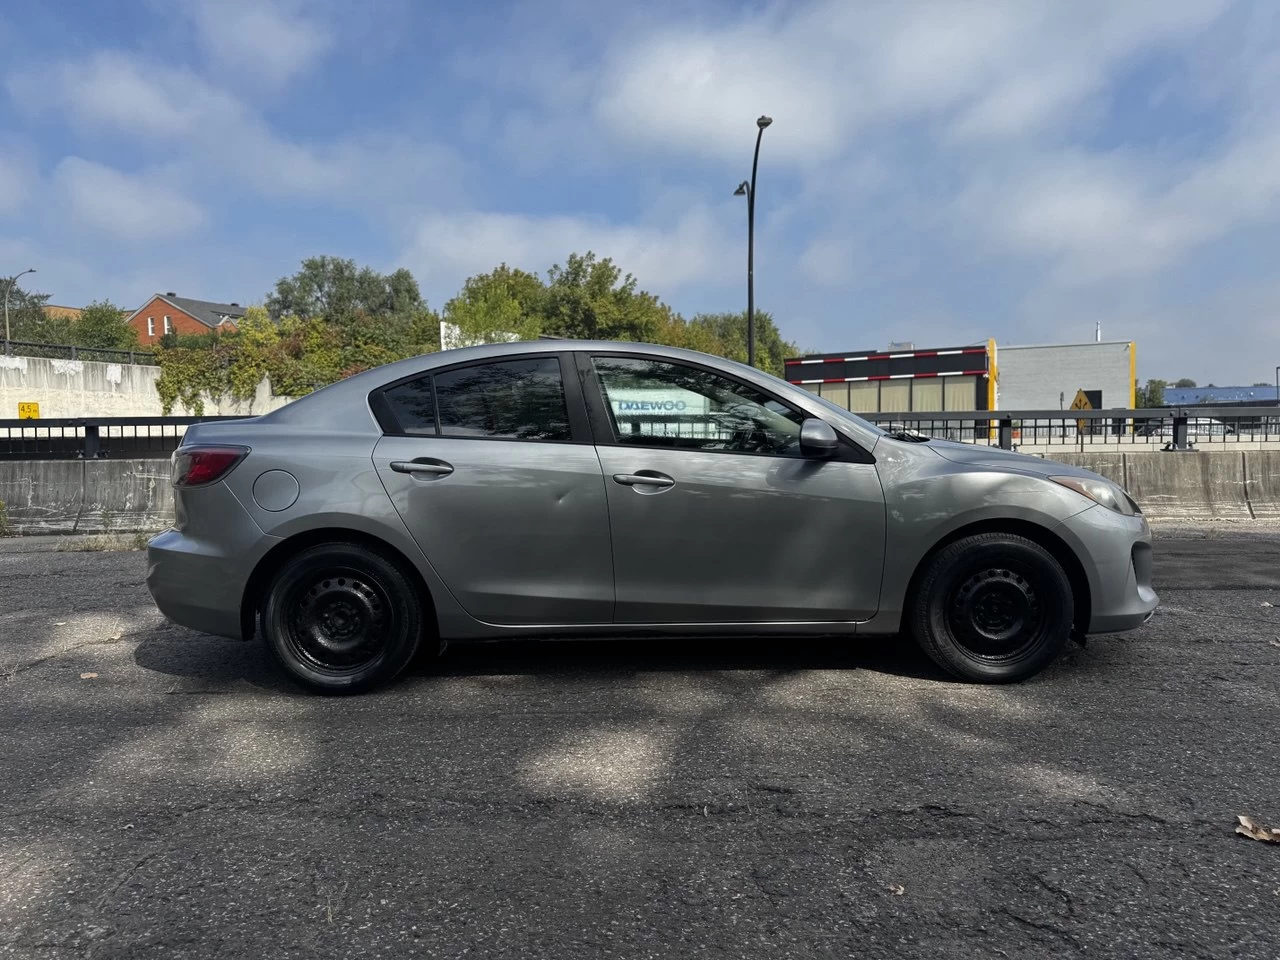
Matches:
[[612, 473, 675, 488], [391, 460, 454, 477]]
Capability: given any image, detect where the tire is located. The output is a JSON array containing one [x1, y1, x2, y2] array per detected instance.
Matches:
[[262, 542, 424, 694], [909, 533, 1073, 683]]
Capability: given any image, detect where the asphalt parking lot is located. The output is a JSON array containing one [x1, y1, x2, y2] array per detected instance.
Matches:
[[2, 528, 1279, 959]]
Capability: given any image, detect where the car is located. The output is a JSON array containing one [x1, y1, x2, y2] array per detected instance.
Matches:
[[1139, 416, 1236, 439], [147, 340, 1158, 694]]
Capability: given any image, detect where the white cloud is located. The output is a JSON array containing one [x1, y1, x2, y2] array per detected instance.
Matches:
[[960, 113, 1280, 282], [587, 0, 1231, 163], [12, 50, 466, 214], [9, 52, 244, 140], [186, 0, 332, 89], [400, 206, 737, 302], [0, 150, 37, 216], [799, 234, 857, 287], [52, 158, 206, 240]]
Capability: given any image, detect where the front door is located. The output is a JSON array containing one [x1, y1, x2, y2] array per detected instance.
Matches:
[[585, 354, 886, 624], [372, 354, 613, 626]]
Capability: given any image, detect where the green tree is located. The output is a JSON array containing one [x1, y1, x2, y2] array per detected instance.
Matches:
[[1173, 378, 1196, 388], [1253, 381, 1272, 387], [442, 264, 546, 347], [266, 256, 408, 322], [74, 300, 138, 350], [1136, 378, 1167, 407], [541, 252, 669, 342], [3, 280, 71, 343], [686, 310, 800, 378]]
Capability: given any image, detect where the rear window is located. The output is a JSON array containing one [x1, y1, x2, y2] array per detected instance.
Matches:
[[377, 356, 571, 442], [435, 357, 570, 441], [382, 377, 437, 435]]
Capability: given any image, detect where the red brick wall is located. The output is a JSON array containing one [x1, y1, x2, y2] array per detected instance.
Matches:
[[129, 296, 216, 345]]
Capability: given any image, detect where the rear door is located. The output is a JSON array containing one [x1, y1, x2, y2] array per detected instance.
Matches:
[[372, 352, 614, 626], [581, 352, 886, 624]]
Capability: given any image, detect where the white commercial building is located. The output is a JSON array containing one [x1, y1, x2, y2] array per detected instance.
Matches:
[[996, 341, 1136, 411]]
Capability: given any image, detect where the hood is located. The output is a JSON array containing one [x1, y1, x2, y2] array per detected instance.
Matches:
[[924, 438, 1092, 478]]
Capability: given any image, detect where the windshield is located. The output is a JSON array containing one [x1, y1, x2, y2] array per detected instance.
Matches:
[[802, 390, 887, 433]]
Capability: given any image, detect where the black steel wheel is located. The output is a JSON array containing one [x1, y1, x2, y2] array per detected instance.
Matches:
[[262, 542, 424, 694], [910, 533, 1073, 682]]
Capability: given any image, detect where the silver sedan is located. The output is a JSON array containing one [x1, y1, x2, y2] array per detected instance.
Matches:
[[147, 341, 1157, 693]]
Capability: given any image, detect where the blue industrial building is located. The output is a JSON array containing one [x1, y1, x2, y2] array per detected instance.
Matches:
[[1165, 386, 1280, 405]]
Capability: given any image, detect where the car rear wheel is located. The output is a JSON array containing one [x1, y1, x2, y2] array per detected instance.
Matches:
[[909, 533, 1073, 683], [262, 542, 423, 694]]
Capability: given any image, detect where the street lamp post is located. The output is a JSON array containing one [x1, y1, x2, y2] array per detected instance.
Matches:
[[734, 115, 772, 368], [4, 267, 37, 348], [1275, 365, 1279, 403]]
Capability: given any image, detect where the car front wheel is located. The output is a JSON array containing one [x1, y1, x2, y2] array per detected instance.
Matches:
[[909, 533, 1073, 683], [262, 542, 423, 694]]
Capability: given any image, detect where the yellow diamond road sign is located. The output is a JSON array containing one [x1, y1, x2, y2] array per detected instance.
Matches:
[[18, 402, 39, 420], [1069, 389, 1092, 432]]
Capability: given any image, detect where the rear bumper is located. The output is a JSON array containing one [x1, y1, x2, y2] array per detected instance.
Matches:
[[1060, 507, 1159, 634], [146, 483, 277, 640]]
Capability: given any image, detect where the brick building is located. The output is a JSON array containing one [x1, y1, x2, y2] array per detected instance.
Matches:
[[125, 293, 246, 345]]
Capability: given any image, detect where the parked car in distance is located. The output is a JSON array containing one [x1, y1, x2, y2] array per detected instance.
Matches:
[[147, 341, 1158, 693], [1139, 416, 1235, 439]]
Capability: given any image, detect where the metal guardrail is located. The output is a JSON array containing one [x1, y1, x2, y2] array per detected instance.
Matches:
[[0, 417, 245, 460], [867, 407, 1280, 450], [2, 407, 1279, 460], [1, 338, 156, 365]]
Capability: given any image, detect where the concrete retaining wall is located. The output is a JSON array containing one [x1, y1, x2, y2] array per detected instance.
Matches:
[[0, 354, 291, 419], [1, 449, 1277, 535]]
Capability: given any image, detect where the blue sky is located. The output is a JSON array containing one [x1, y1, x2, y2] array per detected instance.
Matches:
[[2, 0, 1279, 384]]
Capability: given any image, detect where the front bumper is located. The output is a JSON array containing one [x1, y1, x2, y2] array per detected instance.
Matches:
[[146, 482, 277, 640], [1060, 506, 1158, 634]]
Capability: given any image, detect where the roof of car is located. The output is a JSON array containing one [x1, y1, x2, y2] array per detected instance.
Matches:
[[246, 339, 884, 451]]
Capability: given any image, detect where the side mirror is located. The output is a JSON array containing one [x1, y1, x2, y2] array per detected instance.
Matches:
[[799, 418, 839, 459]]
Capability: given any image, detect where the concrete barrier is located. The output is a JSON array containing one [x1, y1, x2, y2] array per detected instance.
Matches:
[[1244, 450, 1280, 520], [1045, 452, 1126, 486], [0, 459, 173, 534], [1122, 451, 1251, 520], [1, 450, 1276, 535]]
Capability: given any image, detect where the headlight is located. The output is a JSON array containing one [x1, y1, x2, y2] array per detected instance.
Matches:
[[1049, 476, 1141, 515]]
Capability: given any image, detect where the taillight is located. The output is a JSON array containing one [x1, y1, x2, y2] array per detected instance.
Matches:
[[172, 446, 249, 487]]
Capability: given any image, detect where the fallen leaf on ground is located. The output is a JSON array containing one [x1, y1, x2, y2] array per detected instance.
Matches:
[[53, 621, 67, 626], [1263, 601, 1275, 608], [80, 672, 98, 680], [108, 632, 122, 641], [888, 884, 905, 896], [1236, 815, 1280, 843]]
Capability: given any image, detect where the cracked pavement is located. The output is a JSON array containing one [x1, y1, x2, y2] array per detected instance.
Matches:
[[1, 529, 1279, 958]]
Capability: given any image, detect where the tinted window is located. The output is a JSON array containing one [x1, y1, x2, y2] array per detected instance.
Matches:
[[592, 356, 804, 456], [435, 357, 571, 441], [383, 376, 437, 435]]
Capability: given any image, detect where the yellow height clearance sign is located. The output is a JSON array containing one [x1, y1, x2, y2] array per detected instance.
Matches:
[[18, 402, 40, 420], [1069, 389, 1092, 432]]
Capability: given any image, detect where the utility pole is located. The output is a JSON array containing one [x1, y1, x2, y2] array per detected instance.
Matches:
[[3, 267, 37, 346], [734, 116, 772, 368]]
